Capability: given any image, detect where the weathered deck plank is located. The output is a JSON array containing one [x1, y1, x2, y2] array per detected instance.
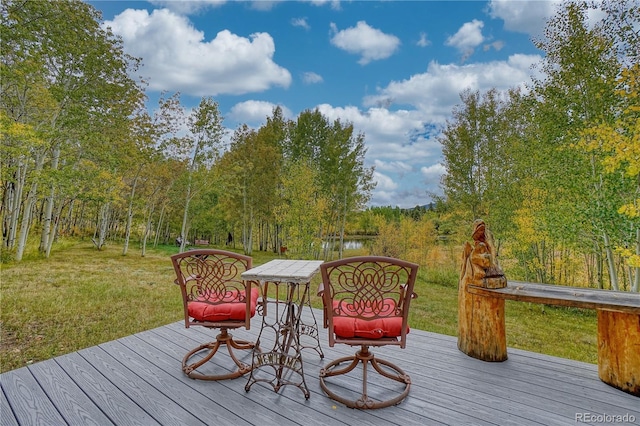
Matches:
[[2, 306, 638, 425], [55, 351, 161, 425], [1, 366, 68, 425]]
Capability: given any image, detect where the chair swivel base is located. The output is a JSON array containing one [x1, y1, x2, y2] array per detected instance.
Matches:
[[182, 330, 255, 381], [319, 348, 411, 409]]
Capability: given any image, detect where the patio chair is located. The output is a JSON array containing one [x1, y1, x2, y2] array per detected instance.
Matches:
[[319, 256, 419, 409], [171, 249, 260, 380]]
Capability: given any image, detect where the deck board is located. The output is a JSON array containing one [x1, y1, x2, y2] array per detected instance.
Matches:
[[2, 306, 638, 425]]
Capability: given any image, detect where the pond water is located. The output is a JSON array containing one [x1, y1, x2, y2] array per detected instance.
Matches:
[[322, 239, 369, 251]]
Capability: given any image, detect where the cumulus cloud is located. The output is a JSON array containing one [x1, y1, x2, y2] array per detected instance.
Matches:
[[302, 72, 323, 84], [330, 21, 400, 65], [421, 163, 446, 180], [375, 159, 413, 174], [484, 40, 505, 52], [249, 1, 283, 11], [228, 100, 293, 125], [363, 54, 542, 122], [291, 17, 310, 30], [446, 19, 485, 50], [149, 0, 228, 14], [488, 0, 560, 36], [374, 171, 398, 191], [445, 19, 485, 62], [417, 32, 431, 47], [315, 105, 426, 150], [310, 0, 341, 10], [104, 8, 291, 96], [421, 163, 446, 195]]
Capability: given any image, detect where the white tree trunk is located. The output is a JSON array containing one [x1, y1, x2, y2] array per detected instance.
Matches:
[[64, 199, 75, 235], [45, 201, 65, 257], [15, 154, 45, 261], [153, 204, 166, 247], [40, 145, 61, 253], [6, 161, 25, 249], [15, 186, 37, 262], [179, 178, 192, 253], [122, 167, 142, 256], [141, 200, 156, 257], [603, 231, 619, 291], [245, 206, 254, 255], [95, 203, 110, 250], [633, 227, 640, 292], [338, 191, 348, 259]]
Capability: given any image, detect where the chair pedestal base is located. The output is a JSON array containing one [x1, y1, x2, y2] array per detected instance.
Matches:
[[319, 347, 411, 409], [182, 329, 255, 381]]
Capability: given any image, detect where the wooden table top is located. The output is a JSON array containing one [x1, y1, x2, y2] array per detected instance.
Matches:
[[241, 259, 324, 284]]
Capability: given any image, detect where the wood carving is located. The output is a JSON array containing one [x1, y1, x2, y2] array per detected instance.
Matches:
[[458, 219, 507, 361]]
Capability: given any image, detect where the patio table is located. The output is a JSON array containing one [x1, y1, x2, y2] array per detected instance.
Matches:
[[242, 259, 324, 399]]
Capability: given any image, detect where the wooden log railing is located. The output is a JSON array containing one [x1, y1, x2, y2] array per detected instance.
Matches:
[[457, 220, 639, 397], [460, 280, 640, 397]]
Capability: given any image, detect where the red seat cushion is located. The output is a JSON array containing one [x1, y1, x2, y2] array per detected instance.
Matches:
[[331, 299, 408, 339], [188, 287, 259, 322], [333, 316, 407, 339]]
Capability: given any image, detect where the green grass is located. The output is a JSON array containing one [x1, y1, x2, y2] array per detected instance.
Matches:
[[0, 239, 597, 373], [1, 240, 182, 372]]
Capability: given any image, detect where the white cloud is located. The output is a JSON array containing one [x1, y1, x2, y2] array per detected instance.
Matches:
[[149, 0, 228, 14], [330, 21, 400, 65], [309, 0, 341, 10], [420, 163, 446, 197], [421, 163, 445, 180], [445, 19, 485, 62], [291, 17, 310, 30], [104, 8, 291, 96], [228, 100, 293, 125], [417, 32, 431, 47], [488, 0, 560, 36], [302, 72, 323, 84], [484, 40, 505, 52], [374, 171, 398, 192], [248, 1, 282, 11], [488, 0, 608, 37], [446, 19, 485, 50], [363, 55, 542, 122], [316, 105, 426, 149], [374, 159, 412, 174]]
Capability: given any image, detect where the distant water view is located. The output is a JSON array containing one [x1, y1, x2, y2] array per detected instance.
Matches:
[[322, 238, 370, 251]]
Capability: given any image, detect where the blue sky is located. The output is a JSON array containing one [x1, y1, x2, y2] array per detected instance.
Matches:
[[88, 0, 562, 208]]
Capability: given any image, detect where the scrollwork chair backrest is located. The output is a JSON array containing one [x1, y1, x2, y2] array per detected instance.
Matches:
[[171, 249, 254, 329], [320, 256, 419, 348]]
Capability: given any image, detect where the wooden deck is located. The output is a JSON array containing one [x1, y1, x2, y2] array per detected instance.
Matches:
[[2, 305, 638, 426]]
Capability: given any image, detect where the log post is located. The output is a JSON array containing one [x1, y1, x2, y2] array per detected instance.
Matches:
[[458, 220, 508, 362], [597, 309, 640, 396]]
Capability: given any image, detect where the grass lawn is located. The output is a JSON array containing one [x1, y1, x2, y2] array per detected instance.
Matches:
[[0, 239, 597, 373]]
